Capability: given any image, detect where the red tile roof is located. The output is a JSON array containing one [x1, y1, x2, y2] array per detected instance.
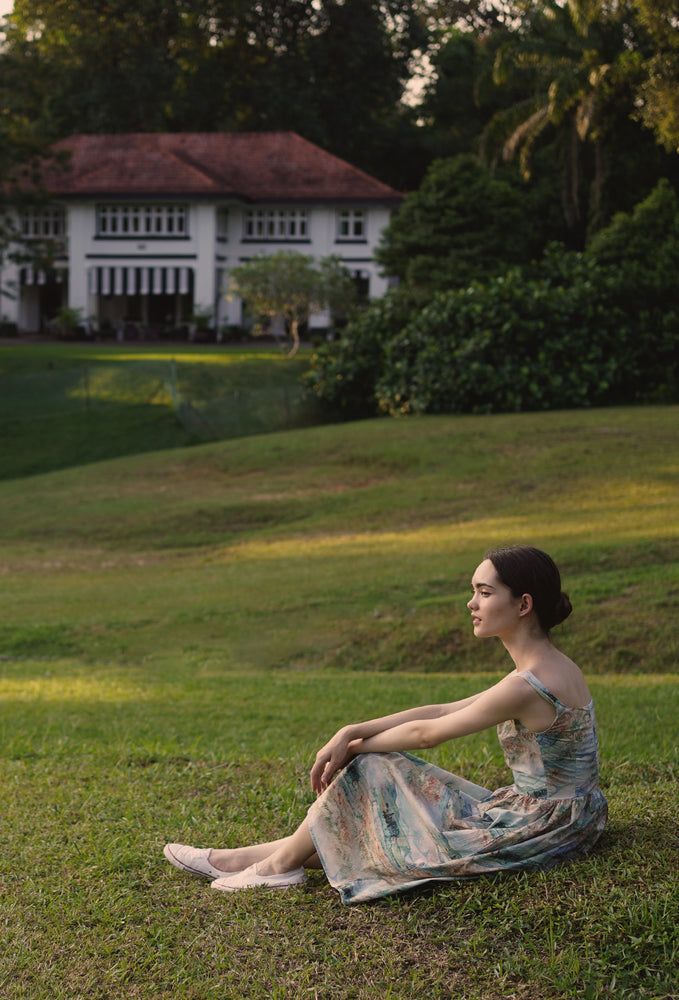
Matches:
[[38, 132, 402, 202]]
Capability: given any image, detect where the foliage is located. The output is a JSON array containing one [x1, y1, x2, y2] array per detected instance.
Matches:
[[375, 249, 628, 416], [293, 0, 430, 187], [588, 178, 679, 398], [3, 0, 679, 203], [1, 0, 430, 189], [416, 29, 495, 161], [589, 176, 679, 270], [303, 290, 415, 418], [2, 0, 198, 135], [480, 0, 650, 236], [632, 0, 679, 151], [229, 252, 356, 357], [0, 7, 66, 301], [374, 155, 538, 294], [311, 178, 679, 419], [422, 0, 679, 246], [50, 306, 85, 338]]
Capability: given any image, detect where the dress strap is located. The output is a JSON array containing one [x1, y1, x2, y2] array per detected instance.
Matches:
[[516, 670, 562, 710]]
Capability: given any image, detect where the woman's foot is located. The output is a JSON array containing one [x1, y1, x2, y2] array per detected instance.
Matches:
[[208, 846, 271, 872], [163, 843, 229, 879], [211, 863, 307, 893]]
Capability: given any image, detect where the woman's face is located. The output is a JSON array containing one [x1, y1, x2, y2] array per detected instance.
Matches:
[[467, 559, 526, 640]]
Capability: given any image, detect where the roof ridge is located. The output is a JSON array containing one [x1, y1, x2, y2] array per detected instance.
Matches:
[[286, 132, 402, 196], [164, 144, 225, 190]]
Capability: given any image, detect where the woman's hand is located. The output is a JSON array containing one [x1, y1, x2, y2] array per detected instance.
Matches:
[[310, 730, 362, 795]]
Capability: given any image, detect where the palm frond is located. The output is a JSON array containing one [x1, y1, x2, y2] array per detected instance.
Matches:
[[503, 104, 550, 163]]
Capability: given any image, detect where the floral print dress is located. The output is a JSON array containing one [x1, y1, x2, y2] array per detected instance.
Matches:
[[307, 671, 608, 905]]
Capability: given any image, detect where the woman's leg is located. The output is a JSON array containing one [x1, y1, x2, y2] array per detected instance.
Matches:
[[209, 818, 320, 873], [254, 818, 317, 875]]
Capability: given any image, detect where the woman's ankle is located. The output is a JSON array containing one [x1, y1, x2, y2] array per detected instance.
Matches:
[[254, 856, 289, 876], [209, 848, 251, 873]]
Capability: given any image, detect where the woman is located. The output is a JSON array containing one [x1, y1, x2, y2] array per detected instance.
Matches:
[[164, 545, 607, 904]]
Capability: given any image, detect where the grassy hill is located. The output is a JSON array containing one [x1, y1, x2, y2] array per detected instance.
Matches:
[[0, 342, 316, 479], [0, 404, 677, 998]]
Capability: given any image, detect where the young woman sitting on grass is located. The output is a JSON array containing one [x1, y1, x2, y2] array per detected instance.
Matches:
[[164, 545, 608, 905]]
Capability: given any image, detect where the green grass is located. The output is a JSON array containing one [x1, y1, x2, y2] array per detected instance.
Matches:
[[0, 400, 678, 998], [0, 342, 315, 479]]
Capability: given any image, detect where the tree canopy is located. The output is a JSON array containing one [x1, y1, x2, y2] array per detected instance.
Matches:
[[632, 0, 679, 151], [375, 154, 538, 295], [0, 0, 430, 189], [228, 252, 356, 357], [1, 0, 677, 201]]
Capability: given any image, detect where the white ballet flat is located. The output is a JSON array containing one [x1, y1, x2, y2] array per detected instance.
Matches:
[[210, 863, 307, 893], [163, 843, 226, 880]]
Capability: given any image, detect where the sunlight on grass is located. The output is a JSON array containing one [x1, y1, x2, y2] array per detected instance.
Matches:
[[65, 367, 175, 406], [0, 674, 155, 704], [1, 665, 676, 768], [220, 492, 677, 564], [95, 349, 289, 364]]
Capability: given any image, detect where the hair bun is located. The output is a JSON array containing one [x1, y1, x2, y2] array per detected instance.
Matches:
[[553, 591, 573, 627], [485, 545, 572, 634]]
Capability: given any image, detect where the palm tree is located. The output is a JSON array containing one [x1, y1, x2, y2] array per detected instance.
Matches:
[[632, 0, 679, 152], [481, 0, 643, 232]]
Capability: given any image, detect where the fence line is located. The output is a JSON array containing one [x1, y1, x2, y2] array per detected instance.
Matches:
[[0, 360, 322, 440]]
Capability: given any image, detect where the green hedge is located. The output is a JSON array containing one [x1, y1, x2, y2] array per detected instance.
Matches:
[[304, 181, 679, 418], [303, 292, 414, 419], [375, 252, 629, 415]]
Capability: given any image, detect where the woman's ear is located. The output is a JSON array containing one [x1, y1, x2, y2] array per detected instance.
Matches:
[[519, 593, 533, 617]]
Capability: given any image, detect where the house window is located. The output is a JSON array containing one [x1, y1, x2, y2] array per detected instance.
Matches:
[[244, 209, 309, 240], [217, 208, 229, 241], [96, 204, 188, 238], [336, 209, 365, 241], [21, 207, 66, 239]]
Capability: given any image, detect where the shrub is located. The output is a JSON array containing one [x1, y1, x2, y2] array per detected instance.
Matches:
[[375, 250, 628, 416], [306, 181, 679, 419], [302, 292, 414, 419], [588, 179, 679, 401], [374, 154, 537, 295]]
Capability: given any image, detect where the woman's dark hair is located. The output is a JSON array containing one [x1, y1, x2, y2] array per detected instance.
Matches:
[[485, 545, 572, 634]]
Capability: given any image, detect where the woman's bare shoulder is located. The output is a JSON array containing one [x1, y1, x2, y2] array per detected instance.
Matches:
[[532, 650, 593, 709]]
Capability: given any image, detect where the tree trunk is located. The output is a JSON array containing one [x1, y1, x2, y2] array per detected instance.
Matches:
[[287, 318, 300, 358]]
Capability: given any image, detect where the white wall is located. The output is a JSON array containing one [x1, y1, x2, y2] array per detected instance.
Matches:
[[7, 199, 395, 333]]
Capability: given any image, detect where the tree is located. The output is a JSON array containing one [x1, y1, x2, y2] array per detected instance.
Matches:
[[416, 29, 495, 162], [0, 10, 65, 311], [374, 154, 537, 296], [588, 178, 679, 396], [1, 0, 431, 190], [481, 0, 649, 235], [2, 0, 209, 137], [228, 252, 356, 357], [632, 0, 679, 151], [303, 0, 430, 187]]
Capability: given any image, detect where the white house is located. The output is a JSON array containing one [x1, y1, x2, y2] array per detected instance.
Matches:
[[2, 131, 402, 337]]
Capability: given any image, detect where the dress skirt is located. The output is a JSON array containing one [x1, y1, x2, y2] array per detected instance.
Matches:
[[307, 751, 607, 905]]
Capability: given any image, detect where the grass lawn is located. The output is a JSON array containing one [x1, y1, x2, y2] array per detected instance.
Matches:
[[0, 397, 677, 999], [0, 341, 316, 480]]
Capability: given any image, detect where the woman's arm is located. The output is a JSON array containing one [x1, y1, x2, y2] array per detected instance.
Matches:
[[310, 690, 487, 794], [312, 675, 537, 792], [356, 676, 531, 756], [342, 691, 486, 741]]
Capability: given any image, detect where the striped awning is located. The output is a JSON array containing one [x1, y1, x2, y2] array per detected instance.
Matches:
[[21, 267, 66, 286], [88, 266, 192, 296]]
